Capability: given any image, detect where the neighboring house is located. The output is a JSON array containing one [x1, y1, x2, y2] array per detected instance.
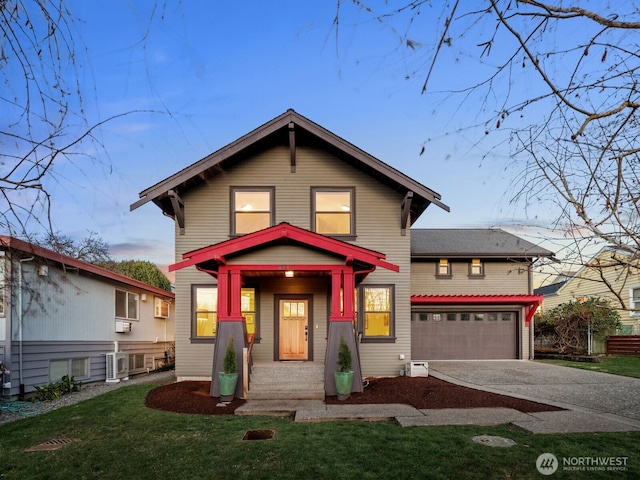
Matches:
[[131, 109, 552, 398], [538, 247, 640, 335], [0, 236, 175, 398], [410, 229, 553, 360]]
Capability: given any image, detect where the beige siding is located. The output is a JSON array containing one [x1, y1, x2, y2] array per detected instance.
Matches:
[[411, 260, 531, 295], [174, 145, 412, 378], [411, 260, 534, 360]]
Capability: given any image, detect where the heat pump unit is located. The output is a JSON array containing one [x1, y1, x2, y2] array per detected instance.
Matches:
[[106, 352, 129, 383], [115, 321, 132, 333]]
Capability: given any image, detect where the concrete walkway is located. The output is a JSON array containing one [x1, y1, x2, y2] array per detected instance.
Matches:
[[236, 360, 640, 434]]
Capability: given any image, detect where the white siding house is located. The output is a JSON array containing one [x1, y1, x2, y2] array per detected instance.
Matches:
[[0, 236, 175, 398]]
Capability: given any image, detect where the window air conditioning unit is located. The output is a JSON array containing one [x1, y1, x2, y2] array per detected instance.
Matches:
[[115, 321, 132, 333], [106, 352, 129, 383]]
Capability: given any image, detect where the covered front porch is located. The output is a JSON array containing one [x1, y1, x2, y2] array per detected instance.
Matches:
[[169, 223, 399, 399]]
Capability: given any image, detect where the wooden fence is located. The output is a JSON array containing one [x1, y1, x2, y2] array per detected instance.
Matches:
[[606, 335, 640, 355]]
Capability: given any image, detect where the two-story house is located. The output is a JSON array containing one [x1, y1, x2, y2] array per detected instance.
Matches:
[[0, 236, 175, 398], [131, 110, 552, 399]]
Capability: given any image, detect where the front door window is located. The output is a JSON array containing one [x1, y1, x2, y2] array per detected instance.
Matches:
[[279, 299, 308, 360]]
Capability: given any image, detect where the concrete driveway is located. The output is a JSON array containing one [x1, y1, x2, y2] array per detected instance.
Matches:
[[429, 360, 640, 422]]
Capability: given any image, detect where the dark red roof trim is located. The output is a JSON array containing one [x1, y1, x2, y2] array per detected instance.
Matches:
[[1, 236, 174, 299]]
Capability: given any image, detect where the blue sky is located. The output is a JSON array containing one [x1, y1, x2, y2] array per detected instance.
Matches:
[[31, 1, 559, 276]]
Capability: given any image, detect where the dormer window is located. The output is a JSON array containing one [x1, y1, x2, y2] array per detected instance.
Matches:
[[231, 187, 274, 235]]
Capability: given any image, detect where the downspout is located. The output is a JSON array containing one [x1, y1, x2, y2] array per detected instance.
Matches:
[[18, 256, 34, 399]]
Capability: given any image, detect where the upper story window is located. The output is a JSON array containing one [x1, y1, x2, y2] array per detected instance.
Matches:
[[115, 290, 139, 320], [469, 258, 484, 277], [231, 187, 274, 235], [312, 187, 355, 236], [436, 258, 451, 277]]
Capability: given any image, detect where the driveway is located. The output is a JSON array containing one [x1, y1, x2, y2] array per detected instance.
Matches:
[[429, 360, 640, 422]]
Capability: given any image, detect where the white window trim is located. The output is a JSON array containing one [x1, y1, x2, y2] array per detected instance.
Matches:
[[629, 286, 640, 317], [115, 289, 139, 321]]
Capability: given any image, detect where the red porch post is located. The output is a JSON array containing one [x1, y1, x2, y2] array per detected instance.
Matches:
[[325, 266, 362, 396], [210, 265, 246, 398]]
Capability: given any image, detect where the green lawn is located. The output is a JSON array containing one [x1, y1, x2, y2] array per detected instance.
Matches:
[[538, 355, 640, 378], [1, 384, 639, 479]]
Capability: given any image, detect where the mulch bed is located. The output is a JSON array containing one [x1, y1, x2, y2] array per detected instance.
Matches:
[[145, 376, 562, 415]]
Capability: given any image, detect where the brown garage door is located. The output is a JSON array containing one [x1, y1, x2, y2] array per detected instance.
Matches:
[[411, 311, 518, 360]]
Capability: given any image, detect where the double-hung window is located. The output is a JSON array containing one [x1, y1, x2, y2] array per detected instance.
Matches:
[[193, 285, 218, 338], [115, 290, 138, 320], [192, 285, 258, 340], [312, 188, 354, 236], [360, 285, 394, 342], [231, 187, 274, 235]]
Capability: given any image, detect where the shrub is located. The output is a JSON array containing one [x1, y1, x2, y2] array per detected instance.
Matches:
[[540, 298, 621, 354], [337, 336, 352, 372], [222, 337, 237, 374], [32, 375, 81, 402]]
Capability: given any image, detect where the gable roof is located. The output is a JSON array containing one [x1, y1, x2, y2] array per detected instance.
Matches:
[[547, 246, 636, 297], [170, 222, 399, 274], [411, 228, 554, 259], [0, 236, 174, 299], [130, 109, 449, 224]]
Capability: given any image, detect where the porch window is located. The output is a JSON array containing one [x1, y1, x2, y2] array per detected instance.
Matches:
[[312, 187, 354, 236], [193, 285, 218, 338], [115, 290, 139, 320], [241, 287, 257, 336], [360, 285, 394, 342], [231, 187, 274, 235], [192, 285, 258, 340]]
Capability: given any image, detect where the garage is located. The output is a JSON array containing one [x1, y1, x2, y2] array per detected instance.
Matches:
[[411, 310, 518, 360], [410, 294, 543, 360]]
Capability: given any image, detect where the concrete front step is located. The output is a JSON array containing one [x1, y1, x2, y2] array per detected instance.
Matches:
[[248, 362, 325, 400]]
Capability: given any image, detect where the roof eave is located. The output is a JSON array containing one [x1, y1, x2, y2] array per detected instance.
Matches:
[[131, 110, 450, 216]]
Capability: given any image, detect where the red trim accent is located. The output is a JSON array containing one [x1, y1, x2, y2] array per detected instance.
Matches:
[[411, 294, 543, 327], [170, 223, 399, 273]]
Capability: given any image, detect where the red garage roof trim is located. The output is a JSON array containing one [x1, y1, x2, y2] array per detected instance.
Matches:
[[170, 222, 400, 273], [411, 294, 543, 304], [411, 294, 543, 326]]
